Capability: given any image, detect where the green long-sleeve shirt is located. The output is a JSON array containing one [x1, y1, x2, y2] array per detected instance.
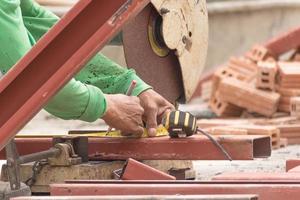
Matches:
[[0, 0, 151, 122]]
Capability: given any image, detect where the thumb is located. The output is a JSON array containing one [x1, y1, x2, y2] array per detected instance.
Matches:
[[146, 109, 158, 137]]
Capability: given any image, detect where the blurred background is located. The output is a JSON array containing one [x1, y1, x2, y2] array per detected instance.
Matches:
[[22, 0, 300, 134]]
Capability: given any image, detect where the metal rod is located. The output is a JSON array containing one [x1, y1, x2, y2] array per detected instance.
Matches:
[[50, 182, 300, 200], [5, 139, 21, 190], [9, 195, 259, 200], [18, 147, 61, 164]]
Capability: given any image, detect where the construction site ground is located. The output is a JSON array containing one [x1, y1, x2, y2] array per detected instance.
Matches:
[[2, 110, 298, 180]]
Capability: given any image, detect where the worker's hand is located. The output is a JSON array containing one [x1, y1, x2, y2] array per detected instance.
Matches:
[[103, 94, 144, 137], [139, 89, 175, 137]]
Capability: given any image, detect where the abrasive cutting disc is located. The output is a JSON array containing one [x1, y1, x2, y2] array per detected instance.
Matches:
[[123, 4, 184, 104]]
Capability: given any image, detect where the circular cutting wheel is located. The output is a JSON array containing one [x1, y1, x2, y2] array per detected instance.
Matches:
[[123, 4, 185, 104]]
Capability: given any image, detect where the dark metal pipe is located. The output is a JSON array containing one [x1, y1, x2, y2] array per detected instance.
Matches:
[[18, 148, 60, 164]]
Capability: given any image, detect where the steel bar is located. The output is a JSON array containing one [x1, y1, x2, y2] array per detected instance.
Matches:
[[63, 180, 300, 184], [0, 135, 271, 160], [0, 0, 150, 151], [87, 135, 271, 160], [50, 181, 300, 200], [18, 148, 60, 164], [120, 158, 175, 180], [5, 140, 21, 190], [11, 195, 258, 200]]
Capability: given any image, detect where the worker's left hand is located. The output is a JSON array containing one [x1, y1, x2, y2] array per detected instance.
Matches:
[[138, 89, 175, 137]]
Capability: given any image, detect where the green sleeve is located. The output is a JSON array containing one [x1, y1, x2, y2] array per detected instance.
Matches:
[[0, 0, 105, 122], [75, 54, 152, 96], [45, 79, 107, 122], [21, 0, 152, 97]]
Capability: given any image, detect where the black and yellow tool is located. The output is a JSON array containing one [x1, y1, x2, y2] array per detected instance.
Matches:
[[162, 110, 232, 161]]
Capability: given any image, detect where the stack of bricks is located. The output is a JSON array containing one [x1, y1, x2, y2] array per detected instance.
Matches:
[[204, 25, 300, 147], [209, 25, 300, 118], [277, 87, 300, 112], [197, 119, 282, 149]]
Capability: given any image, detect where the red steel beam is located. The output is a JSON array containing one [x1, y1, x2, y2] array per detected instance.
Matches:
[[63, 180, 300, 184], [11, 195, 259, 200], [50, 181, 300, 200], [0, 135, 271, 160], [0, 0, 150, 151], [120, 158, 176, 180]]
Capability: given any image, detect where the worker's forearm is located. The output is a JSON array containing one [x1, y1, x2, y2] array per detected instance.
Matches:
[[44, 79, 107, 122], [75, 53, 152, 96]]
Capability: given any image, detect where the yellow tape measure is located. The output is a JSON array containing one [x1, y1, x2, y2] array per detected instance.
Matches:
[[70, 125, 169, 138]]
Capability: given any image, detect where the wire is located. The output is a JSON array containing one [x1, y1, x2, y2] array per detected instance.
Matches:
[[197, 128, 232, 161]]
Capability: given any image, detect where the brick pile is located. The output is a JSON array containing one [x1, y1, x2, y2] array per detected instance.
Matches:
[[202, 26, 300, 148], [210, 26, 300, 119]]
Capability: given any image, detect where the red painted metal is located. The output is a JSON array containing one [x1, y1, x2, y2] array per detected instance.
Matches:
[[50, 181, 300, 200], [265, 26, 300, 57], [63, 180, 300, 184], [0, 135, 271, 160], [11, 195, 259, 200], [0, 0, 150, 151], [213, 172, 300, 181], [87, 135, 271, 160], [286, 159, 300, 172], [120, 158, 176, 180]]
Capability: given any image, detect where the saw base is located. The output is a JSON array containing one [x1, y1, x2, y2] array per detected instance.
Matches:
[[1, 160, 194, 193]]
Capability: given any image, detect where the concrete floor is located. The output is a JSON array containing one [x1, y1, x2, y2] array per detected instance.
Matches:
[[194, 145, 300, 180]]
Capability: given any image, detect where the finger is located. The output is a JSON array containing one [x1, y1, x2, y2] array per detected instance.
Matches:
[[146, 108, 158, 137], [121, 131, 133, 136], [157, 107, 173, 123], [132, 126, 144, 137]]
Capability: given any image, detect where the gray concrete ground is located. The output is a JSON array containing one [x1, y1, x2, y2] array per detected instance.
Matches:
[[194, 145, 300, 180]]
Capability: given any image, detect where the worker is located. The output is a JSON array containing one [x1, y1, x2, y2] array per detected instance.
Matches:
[[0, 0, 174, 136]]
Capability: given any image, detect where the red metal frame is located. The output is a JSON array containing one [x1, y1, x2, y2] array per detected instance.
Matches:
[[0, 135, 271, 160], [50, 181, 300, 200], [120, 158, 175, 180], [11, 195, 259, 200], [0, 0, 150, 151]]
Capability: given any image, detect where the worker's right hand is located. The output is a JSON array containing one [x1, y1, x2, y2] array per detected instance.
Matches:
[[102, 94, 145, 137]]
